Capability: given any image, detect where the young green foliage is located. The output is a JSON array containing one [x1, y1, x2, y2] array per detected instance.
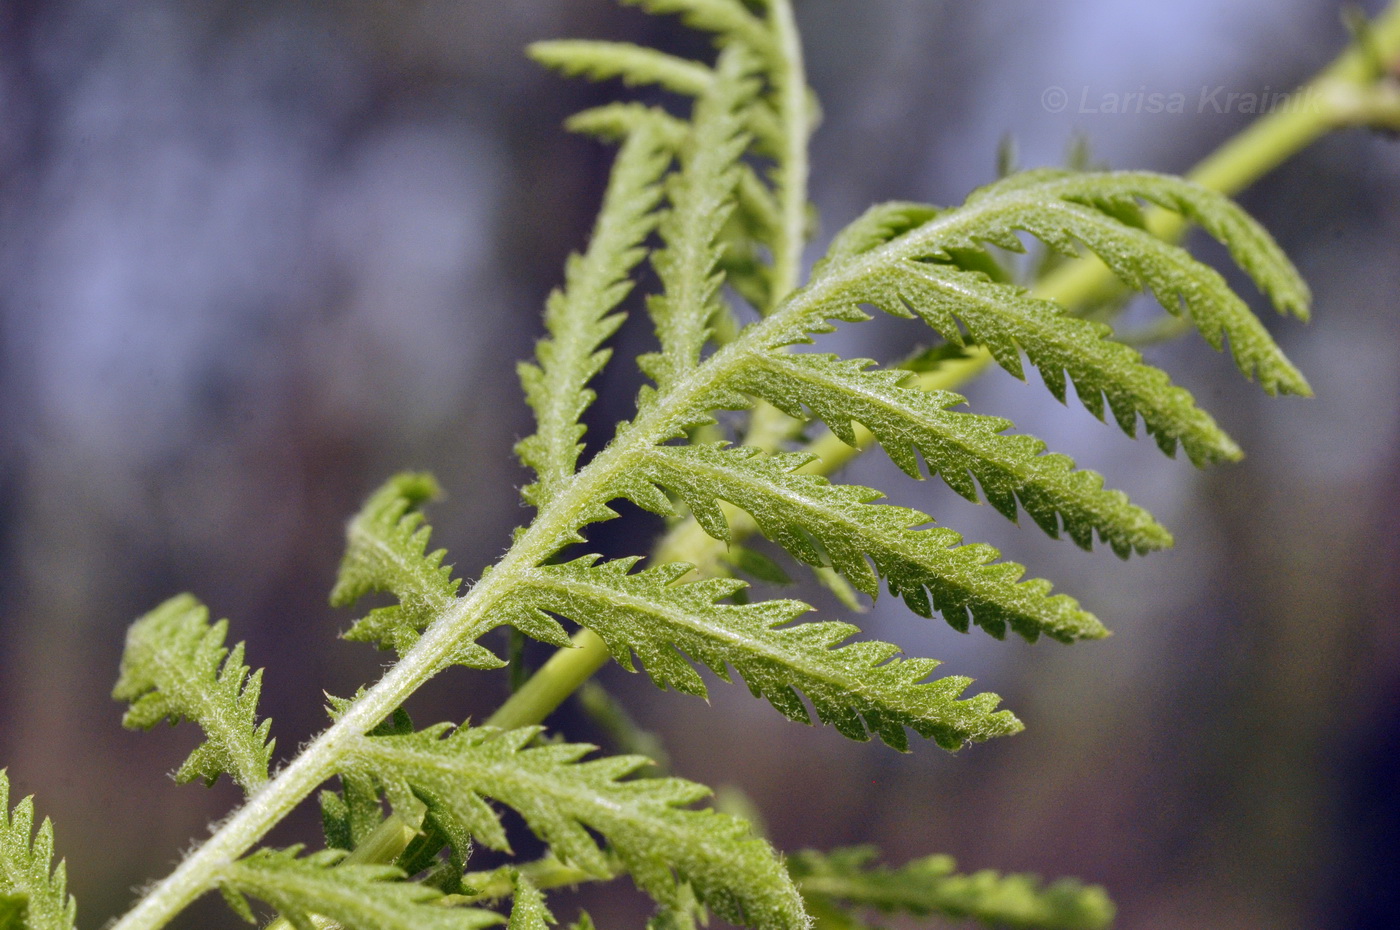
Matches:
[[0, 774, 76, 930], [734, 353, 1172, 556], [503, 556, 1022, 750], [44, 1, 1374, 928], [342, 725, 806, 930], [528, 41, 714, 98], [620, 0, 771, 50], [216, 848, 503, 930], [636, 48, 752, 394], [112, 595, 274, 792], [790, 847, 1114, 930], [331, 473, 461, 652], [517, 124, 672, 512], [331, 474, 510, 671], [614, 444, 1105, 642], [764, 172, 1310, 465]]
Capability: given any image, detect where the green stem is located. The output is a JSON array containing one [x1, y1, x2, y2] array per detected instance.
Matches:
[[486, 629, 613, 731], [452, 856, 610, 906], [110, 598, 504, 930], [260, 803, 426, 930], [109, 27, 821, 917]]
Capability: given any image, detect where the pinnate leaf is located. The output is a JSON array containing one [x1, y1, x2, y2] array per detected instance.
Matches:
[[791, 847, 1114, 930], [505, 556, 1022, 750], [112, 595, 274, 791], [343, 725, 807, 930], [737, 352, 1172, 555], [332, 475, 507, 669], [774, 170, 1311, 465], [517, 122, 671, 510], [217, 847, 502, 930], [529, 41, 713, 97], [617, 444, 1106, 643], [0, 773, 75, 930], [619, 0, 770, 50], [638, 48, 752, 392]]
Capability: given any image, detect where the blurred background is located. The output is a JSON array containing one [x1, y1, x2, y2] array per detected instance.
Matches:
[[1, 1, 1397, 928]]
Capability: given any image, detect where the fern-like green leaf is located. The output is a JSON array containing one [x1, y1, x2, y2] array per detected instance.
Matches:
[[776, 170, 1310, 464], [343, 725, 807, 930], [331, 473, 457, 649], [953, 171, 1310, 395], [1032, 169, 1310, 322], [0, 773, 76, 930], [565, 102, 688, 147], [330, 474, 510, 669], [847, 260, 1245, 465], [561, 102, 784, 314], [815, 202, 939, 273], [112, 595, 274, 792], [332, 475, 579, 658], [637, 48, 752, 393], [517, 123, 671, 510], [618, 444, 1105, 642], [790, 847, 1114, 930], [217, 847, 503, 930], [736, 353, 1171, 555], [529, 41, 714, 97], [504, 556, 1022, 750]]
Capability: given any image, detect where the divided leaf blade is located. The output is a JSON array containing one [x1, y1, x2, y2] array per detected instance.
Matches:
[[738, 352, 1172, 555], [219, 848, 503, 930], [791, 847, 1114, 930], [112, 595, 274, 792], [518, 124, 672, 509], [638, 48, 753, 392], [0, 774, 76, 930], [345, 726, 807, 930], [510, 556, 1023, 750], [620, 444, 1106, 643], [331, 475, 504, 669]]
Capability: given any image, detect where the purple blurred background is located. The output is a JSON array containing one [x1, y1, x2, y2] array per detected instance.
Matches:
[[1, 2, 1397, 928]]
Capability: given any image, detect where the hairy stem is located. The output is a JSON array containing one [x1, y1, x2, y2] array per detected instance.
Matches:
[[109, 598, 503, 930], [110, 91, 823, 928]]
